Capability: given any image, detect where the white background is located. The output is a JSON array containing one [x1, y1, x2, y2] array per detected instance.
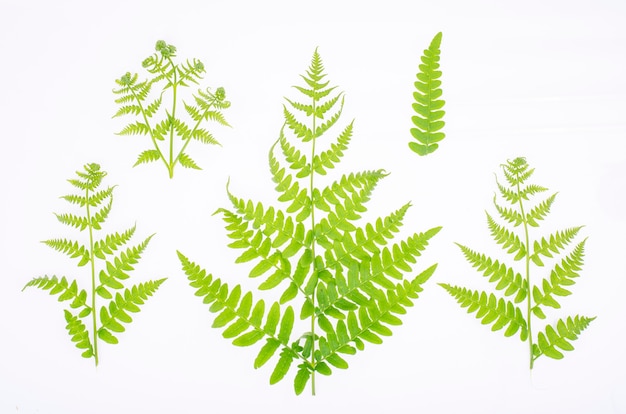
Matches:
[[1, 0, 625, 413]]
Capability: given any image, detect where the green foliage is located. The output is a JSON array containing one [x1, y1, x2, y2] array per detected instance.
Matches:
[[179, 49, 440, 395], [409, 32, 445, 156], [440, 157, 595, 369], [23, 164, 166, 365], [113, 40, 231, 178]]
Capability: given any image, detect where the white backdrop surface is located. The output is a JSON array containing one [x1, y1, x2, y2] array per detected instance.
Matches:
[[1, 1, 625, 413]]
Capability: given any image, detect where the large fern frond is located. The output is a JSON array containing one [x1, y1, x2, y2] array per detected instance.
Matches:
[[532, 315, 595, 360]]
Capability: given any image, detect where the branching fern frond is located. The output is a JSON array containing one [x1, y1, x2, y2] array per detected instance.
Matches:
[[440, 157, 594, 369], [113, 40, 230, 178], [179, 47, 440, 395], [24, 164, 165, 366]]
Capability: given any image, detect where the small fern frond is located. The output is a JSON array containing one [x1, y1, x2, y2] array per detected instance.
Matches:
[[64, 310, 94, 358], [311, 121, 353, 175], [42, 238, 90, 266], [525, 193, 557, 227], [532, 315, 595, 360], [530, 226, 583, 264], [439, 284, 528, 340], [409, 32, 445, 156], [55, 212, 90, 231], [23, 276, 90, 312], [178, 152, 202, 170], [93, 226, 137, 260], [442, 156, 593, 370], [133, 149, 162, 167], [486, 212, 526, 261], [97, 278, 166, 344], [284, 106, 314, 142]]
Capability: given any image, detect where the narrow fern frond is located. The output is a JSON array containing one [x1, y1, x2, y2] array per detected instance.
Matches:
[[532, 315, 595, 360], [493, 197, 524, 227], [133, 149, 162, 166], [486, 212, 527, 261], [530, 226, 583, 263], [23, 276, 90, 312], [64, 310, 94, 358], [455, 244, 527, 302], [42, 238, 90, 266], [97, 278, 166, 344], [311, 121, 353, 175], [439, 284, 528, 340], [525, 193, 557, 227], [93, 226, 137, 260], [409, 32, 445, 156]]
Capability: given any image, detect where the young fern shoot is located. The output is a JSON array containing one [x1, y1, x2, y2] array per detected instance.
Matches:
[[409, 32, 445, 156], [113, 40, 231, 178], [440, 157, 595, 369], [179, 49, 441, 395], [23, 164, 166, 365]]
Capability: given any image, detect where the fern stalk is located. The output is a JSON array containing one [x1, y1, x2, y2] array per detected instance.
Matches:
[[84, 185, 100, 365]]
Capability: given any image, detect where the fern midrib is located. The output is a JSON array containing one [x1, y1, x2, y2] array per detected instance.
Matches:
[[85, 186, 99, 366], [129, 87, 168, 171], [167, 57, 178, 179], [309, 89, 319, 396], [515, 174, 534, 369]]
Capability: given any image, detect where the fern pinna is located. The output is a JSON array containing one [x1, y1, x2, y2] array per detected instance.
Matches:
[[178, 49, 441, 395], [23, 164, 165, 365], [409, 32, 445, 156], [439, 157, 594, 368], [113, 40, 231, 178]]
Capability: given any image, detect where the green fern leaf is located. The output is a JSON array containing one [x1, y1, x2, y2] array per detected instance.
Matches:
[[441, 157, 593, 370], [440, 284, 528, 340], [178, 152, 202, 169], [180, 47, 440, 395], [533, 315, 595, 360], [133, 149, 162, 166], [25, 164, 163, 365], [64, 310, 94, 358], [113, 41, 230, 178], [42, 238, 90, 266], [409, 32, 445, 156]]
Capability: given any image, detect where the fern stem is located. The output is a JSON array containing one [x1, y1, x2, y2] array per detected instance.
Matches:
[[129, 88, 169, 172], [516, 177, 533, 369], [309, 92, 318, 397], [167, 58, 178, 179], [85, 187, 99, 366]]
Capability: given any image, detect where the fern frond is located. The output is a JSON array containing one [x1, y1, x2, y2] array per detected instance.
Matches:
[[279, 129, 311, 178], [311, 121, 353, 175], [144, 95, 163, 118], [486, 212, 526, 260], [97, 278, 166, 344], [116, 121, 151, 137], [525, 193, 557, 227], [89, 195, 113, 230], [440, 284, 528, 340], [284, 106, 314, 142], [178, 152, 202, 169], [42, 238, 90, 266], [493, 197, 524, 227], [409, 32, 445, 156], [23, 276, 90, 312], [64, 310, 94, 358], [98, 235, 154, 291], [55, 212, 90, 231], [191, 128, 220, 145], [314, 97, 344, 139], [93, 226, 137, 260], [133, 149, 162, 167], [530, 226, 583, 264], [533, 315, 595, 360]]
